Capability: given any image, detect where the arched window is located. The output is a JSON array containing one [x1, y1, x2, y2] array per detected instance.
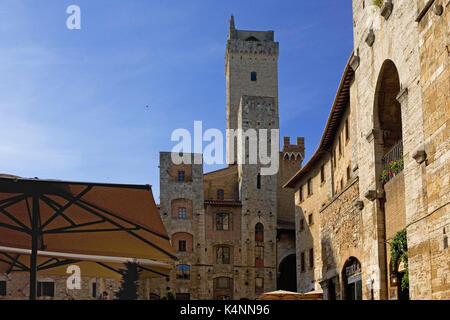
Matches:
[[217, 189, 224, 200], [245, 36, 259, 41], [255, 223, 264, 242]]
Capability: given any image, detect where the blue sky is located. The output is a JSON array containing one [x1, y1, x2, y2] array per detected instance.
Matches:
[[0, 0, 353, 201]]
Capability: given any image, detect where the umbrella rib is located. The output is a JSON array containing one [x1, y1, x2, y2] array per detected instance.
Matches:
[[0, 252, 28, 271], [0, 222, 31, 234], [0, 194, 26, 206], [59, 196, 177, 261], [77, 197, 170, 241], [0, 207, 30, 232], [25, 196, 32, 227], [138, 265, 169, 277], [40, 186, 92, 228], [0, 195, 26, 211], [37, 259, 80, 271], [40, 196, 76, 227], [52, 192, 177, 260], [96, 262, 123, 276], [41, 219, 106, 234], [43, 226, 140, 234]]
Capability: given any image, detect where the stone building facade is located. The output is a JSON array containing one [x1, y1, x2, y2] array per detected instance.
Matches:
[[150, 17, 305, 300], [285, 0, 449, 300]]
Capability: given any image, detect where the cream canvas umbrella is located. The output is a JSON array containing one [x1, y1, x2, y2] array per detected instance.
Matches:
[[0, 176, 176, 299]]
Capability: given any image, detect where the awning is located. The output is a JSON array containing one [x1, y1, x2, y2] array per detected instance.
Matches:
[[0, 176, 176, 298]]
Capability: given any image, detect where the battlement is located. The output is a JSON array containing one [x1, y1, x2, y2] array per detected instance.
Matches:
[[226, 15, 279, 56], [282, 137, 305, 160]]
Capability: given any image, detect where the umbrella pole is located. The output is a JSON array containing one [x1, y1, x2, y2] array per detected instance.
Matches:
[[29, 195, 40, 300]]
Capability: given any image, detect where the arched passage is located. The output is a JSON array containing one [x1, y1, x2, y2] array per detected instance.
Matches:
[[373, 60, 404, 184], [277, 254, 297, 292]]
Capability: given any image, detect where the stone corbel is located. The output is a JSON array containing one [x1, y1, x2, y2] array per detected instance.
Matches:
[[353, 200, 365, 211], [364, 190, 377, 201], [350, 55, 360, 71], [366, 128, 381, 142], [365, 29, 375, 47], [412, 147, 427, 164], [381, 0, 394, 20], [396, 87, 408, 105]]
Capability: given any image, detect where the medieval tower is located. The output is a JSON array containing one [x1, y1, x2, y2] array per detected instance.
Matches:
[[152, 16, 304, 300]]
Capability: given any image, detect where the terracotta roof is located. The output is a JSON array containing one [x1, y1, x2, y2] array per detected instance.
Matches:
[[284, 52, 355, 188], [204, 199, 242, 206]]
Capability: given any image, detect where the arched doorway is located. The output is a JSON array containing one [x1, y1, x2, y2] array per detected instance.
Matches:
[[277, 254, 297, 292], [342, 257, 362, 300]]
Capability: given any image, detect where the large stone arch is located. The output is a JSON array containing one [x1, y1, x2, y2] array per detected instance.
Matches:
[[277, 254, 297, 292]]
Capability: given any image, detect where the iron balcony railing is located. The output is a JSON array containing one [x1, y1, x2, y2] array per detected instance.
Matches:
[[381, 140, 404, 184]]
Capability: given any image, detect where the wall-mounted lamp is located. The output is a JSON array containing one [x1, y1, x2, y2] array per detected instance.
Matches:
[[390, 273, 398, 286]]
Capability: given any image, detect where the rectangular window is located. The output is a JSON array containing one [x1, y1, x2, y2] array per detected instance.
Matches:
[[255, 277, 264, 294], [179, 240, 187, 252], [92, 282, 97, 299], [320, 165, 325, 183], [309, 248, 314, 268], [347, 166, 351, 182], [300, 252, 305, 272], [216, 246, 230, 264], [345, 118, 349, 141], [178, 207, 187, 219], [333, 151, 336, 168], [308, 213, 313, 225], [216, 213, 230, 231], [339, 135, 342, 156], [178, 171, 185, 182], [251, 72, 257, 82], [176, 265, 190, 280], [257, 174, 261, 189], [255, 246, 264, 267], [307, 178, 312, 196], [217, 278, 230, 289], [37, 282, 55, 297], [176, 293, 190, 300], [340, 179, 343, 191], [0, 281, 6, 296], [299, 185, 304, 202]]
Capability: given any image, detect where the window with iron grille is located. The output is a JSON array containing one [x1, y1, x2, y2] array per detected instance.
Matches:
[[0, 281, 6, 296], [37, 282, 54, 297], [176, 265, 190, 280], [307, 178, 312, 195], [300, 252, 305, 272], [179, 240, 187, 252], [178, 171, 185, 182]]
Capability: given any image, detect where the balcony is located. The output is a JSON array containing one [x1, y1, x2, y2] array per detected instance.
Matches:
[[381, 140, 404, 184]]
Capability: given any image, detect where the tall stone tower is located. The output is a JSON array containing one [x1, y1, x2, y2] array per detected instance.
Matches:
[[225, 15, 279, 164]]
